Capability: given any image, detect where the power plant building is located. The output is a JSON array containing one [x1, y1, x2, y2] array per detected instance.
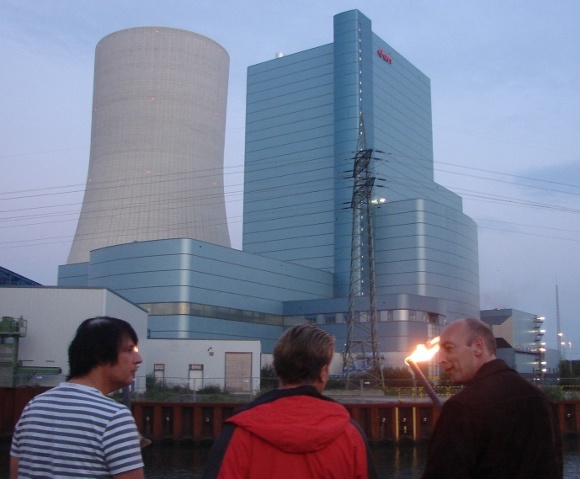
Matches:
[[243, 10, 479, 320], [59, 10, 480, 370], [67, 27, 231, 264]]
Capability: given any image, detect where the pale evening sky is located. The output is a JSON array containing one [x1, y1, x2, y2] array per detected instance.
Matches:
[[1, 0, 579, 357]]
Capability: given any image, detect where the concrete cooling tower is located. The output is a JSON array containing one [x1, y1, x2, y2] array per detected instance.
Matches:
[[67, 27, 231, 264]]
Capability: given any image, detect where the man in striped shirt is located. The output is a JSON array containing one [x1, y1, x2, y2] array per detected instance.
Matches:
[[10, 316, 145, 479]]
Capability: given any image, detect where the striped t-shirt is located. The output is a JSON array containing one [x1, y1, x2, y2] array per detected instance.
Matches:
[[10, 382, 143, 478]]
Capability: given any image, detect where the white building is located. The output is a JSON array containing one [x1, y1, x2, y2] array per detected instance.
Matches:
[[145, 339, 261, 393], [0, 287, 260, 392]]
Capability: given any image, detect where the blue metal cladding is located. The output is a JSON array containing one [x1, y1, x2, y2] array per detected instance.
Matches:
[[0, 266, 41, 286], [369, 18, 479, 319], [243, 9, 479, 321], [84, 239, 333, 311], [332, 10, 375, 298], [373, 199, 479, 319], [243, 45, 336, 272], [148, 315, 283, 349]]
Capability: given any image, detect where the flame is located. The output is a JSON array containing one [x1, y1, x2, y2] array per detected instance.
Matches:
[[405, 336, 440, 363]]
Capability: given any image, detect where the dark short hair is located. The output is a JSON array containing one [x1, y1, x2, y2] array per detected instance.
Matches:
[[464, 317, 497, 355], [273, 324, 334, 385], [67, 316, 139, 379]]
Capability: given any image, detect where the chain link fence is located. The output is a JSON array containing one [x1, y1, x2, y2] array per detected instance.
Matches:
[[3, 373, 580, 403]]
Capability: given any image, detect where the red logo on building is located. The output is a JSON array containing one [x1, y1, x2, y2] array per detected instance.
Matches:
[[377, 49, 392, 64]]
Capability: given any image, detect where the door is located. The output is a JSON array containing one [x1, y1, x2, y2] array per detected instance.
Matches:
[[225, 352, 252, 392]]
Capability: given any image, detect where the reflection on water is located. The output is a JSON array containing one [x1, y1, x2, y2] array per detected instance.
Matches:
[[140, 438, 580, 479], [563, 438, 580, 478], [141, 443, 209, 479], [2, 438, 580, 478], [372, 443, 428, 479], [140, 444, 427, 478]]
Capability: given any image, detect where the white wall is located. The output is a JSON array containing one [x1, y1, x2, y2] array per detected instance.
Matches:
[[142, 338, 261, 392], [1, 287, 262, 392], [0, 287, 149, 381]]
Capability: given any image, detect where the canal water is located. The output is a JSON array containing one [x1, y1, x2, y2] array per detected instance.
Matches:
[[139, 437, 580, 478], [2, 439, 580, 477]]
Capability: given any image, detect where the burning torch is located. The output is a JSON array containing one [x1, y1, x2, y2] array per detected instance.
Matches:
[[404, 337, 442, 410]]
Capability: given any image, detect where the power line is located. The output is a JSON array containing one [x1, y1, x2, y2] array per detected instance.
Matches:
[[1, 149, 579, 251]]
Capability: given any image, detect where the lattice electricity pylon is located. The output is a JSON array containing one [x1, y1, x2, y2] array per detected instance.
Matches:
[[343, 115, 384, 385]]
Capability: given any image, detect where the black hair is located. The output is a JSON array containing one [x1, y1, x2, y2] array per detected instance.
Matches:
[[67, 316, 138, 380]]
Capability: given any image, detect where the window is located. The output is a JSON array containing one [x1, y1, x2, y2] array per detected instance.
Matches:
[[324, 314, 336, 324], [428, 313, 439, 324], [153, 363, 165, 383], [188, 364, 203, 390]]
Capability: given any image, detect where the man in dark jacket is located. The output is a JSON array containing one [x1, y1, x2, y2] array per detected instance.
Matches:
[[422, 318, 563, 479], [203, 324, 377, 479]]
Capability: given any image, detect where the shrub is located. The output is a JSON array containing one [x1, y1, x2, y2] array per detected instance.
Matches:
[[197, 384, 223, 394], [260, 364, 278, 391]]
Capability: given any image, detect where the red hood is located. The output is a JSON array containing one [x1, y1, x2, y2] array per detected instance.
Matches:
[[226, 395, 351, 454]]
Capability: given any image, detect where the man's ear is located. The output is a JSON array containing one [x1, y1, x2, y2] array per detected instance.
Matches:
[[316, 364, 330, 389], [472, 337, 485, 357]]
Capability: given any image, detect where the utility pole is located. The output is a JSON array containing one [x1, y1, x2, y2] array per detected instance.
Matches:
[[556, 284, 562, 362], [343, 113, 384, 387]]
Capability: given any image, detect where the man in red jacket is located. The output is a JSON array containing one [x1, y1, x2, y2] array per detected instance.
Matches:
[[203, 324, 377, 479]]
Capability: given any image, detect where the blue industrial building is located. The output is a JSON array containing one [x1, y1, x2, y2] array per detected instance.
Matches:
[[481, 309, 559, 380], [0, 267, 40, 287], [58, 10, 479, 367]]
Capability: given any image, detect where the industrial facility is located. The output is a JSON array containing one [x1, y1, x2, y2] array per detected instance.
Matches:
[[58, 10, 478, 371], [0, 10, 558, 388]]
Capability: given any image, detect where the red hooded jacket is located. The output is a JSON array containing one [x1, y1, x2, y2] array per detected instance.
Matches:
[[203, 386, 377, 479]]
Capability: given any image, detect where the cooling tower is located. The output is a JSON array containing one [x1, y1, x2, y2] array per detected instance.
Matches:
[[67, 27, 231, 264]]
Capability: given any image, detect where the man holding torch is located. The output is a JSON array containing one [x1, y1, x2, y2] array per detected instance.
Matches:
[[421, 318, 562, 479]]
